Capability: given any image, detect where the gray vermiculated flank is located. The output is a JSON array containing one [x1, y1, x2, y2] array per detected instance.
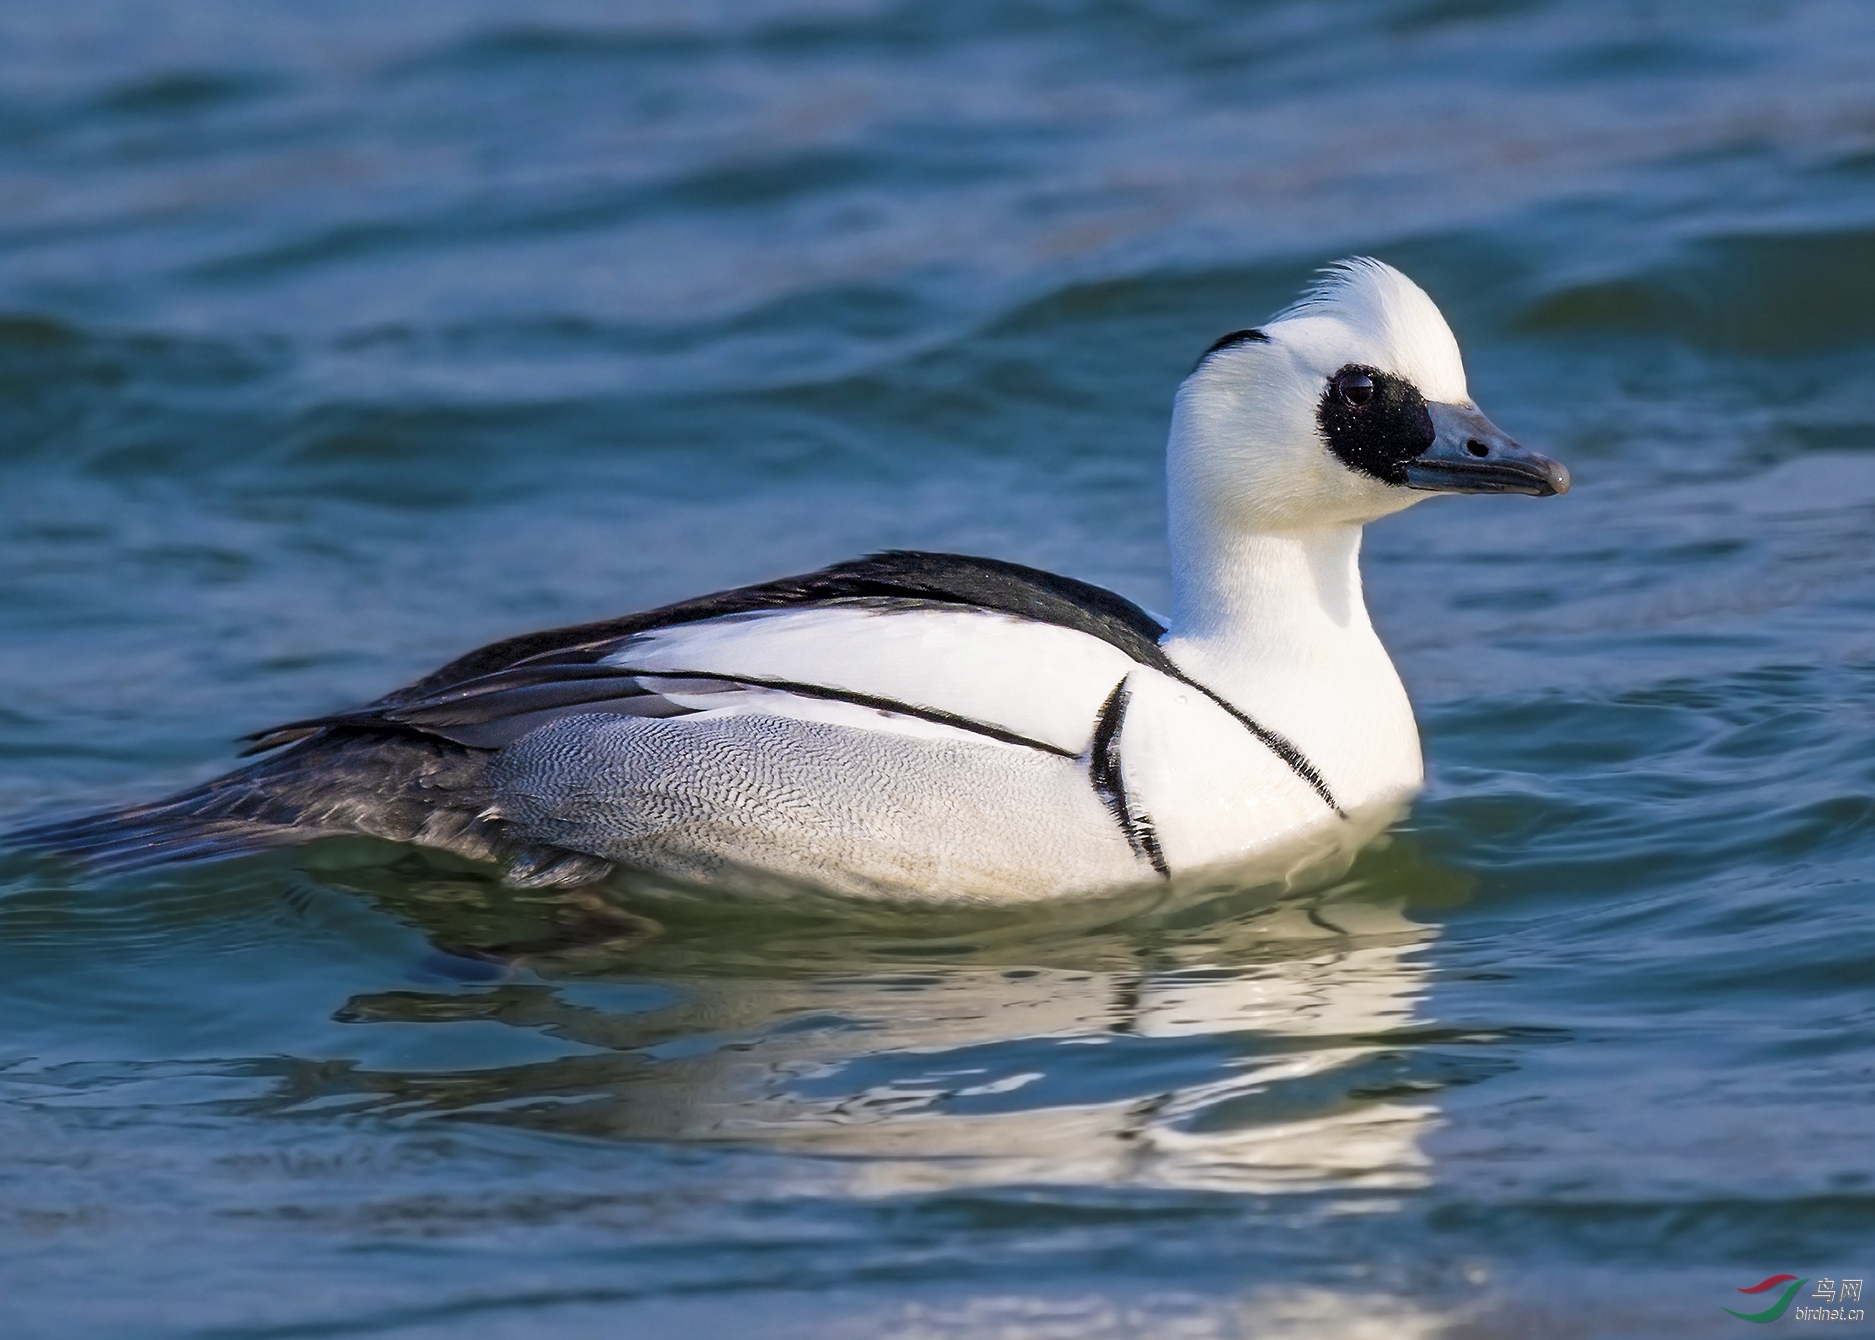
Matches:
[[489, 712, 1137, 899]]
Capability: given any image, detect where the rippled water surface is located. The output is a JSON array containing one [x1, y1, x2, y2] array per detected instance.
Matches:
[[5, 3, 1875, 1336]]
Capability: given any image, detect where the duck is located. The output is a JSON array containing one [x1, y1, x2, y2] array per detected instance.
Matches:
[[9, 259, 1568, 901]]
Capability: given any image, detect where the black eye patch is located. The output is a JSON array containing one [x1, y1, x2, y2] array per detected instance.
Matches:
[[1317, 364, 1434, 484]]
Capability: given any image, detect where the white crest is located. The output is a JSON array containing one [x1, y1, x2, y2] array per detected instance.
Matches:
[[1269, 257, 1468, 403]]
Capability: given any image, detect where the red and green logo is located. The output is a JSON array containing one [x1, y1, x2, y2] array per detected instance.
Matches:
[[1725, 1274, 1807, 1323]]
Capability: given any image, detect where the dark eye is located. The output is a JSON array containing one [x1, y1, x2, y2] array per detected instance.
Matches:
[[1336, 371, 1374, 407]]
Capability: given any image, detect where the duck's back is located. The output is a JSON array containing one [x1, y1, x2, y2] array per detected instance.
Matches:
[[8, 552, 1345, 898]]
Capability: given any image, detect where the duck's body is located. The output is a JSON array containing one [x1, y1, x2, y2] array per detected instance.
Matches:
[[430, 548, 1411, 898], [9, 261, 1566, 900]]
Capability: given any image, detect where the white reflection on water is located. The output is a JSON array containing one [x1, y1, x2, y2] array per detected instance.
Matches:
[[626, 908, 1432, 1197], [810, 1287, 1452, 1340], [330, 858, 1446, 1201]]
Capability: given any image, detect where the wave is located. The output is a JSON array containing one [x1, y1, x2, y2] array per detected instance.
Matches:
[[1517, 224, 1875, 354]]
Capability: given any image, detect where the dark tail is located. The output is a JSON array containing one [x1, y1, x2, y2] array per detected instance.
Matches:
[[6, 730, 507, 875], [6, 798, 306, 870]]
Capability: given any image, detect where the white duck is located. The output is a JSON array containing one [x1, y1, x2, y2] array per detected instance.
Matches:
[[13, 259, 1567, 900]]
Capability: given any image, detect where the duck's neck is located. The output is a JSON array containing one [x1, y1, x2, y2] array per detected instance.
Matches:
[[1162, 520, 1423, 808], [1169, 522, 1371, 671]]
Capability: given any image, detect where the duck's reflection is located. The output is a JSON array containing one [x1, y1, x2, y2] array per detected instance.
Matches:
[[302, 841, 1469, 1198]]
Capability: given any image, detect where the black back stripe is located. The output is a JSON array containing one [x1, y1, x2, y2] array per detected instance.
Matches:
[[252, 662, 1078, 759], [1089, 679, 1171, 879], [379, 550, 1170, 708], [592, 668, 1082, 759]]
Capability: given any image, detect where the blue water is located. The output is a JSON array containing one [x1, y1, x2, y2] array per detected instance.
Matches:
[[4, 2, 1875, 1335]]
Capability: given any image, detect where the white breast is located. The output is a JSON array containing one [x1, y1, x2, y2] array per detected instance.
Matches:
[[1162, 629, 1424, 821], [1117, 666, 1341, 872]]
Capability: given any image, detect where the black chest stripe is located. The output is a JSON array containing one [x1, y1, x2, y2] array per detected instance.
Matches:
[[1172, 676, 1344, 817], [1089, 679, 1171, 879]]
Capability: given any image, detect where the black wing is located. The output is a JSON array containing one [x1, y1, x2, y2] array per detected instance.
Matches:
[[242, 551, 1171, 755], [385, 550, 1170, 702]]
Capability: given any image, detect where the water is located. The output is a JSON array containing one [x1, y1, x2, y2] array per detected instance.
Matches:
[[3, 2, 1875, 1335]]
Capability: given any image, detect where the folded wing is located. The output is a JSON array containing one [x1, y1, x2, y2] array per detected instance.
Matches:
[[251, 601, 1143, 758], [242, 552, 1173, 761]]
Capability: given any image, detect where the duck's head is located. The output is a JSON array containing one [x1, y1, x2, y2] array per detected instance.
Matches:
[[1170, 258, 1568, 534]]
